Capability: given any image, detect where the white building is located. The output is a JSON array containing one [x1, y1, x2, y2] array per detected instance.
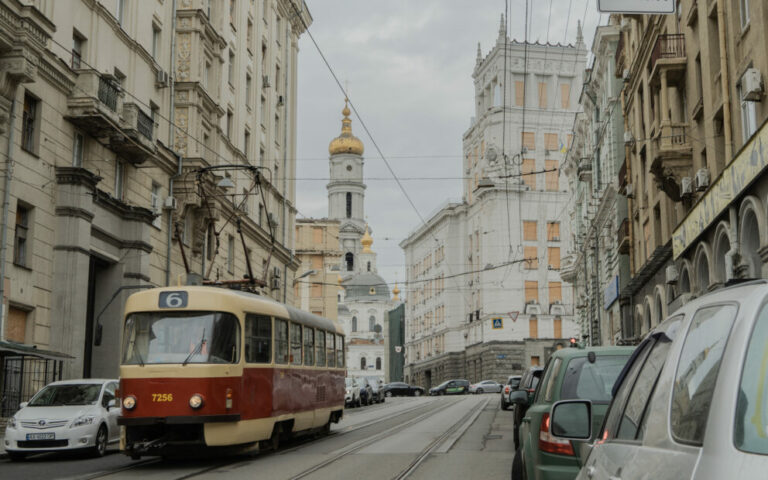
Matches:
[[401, 16, 586, 388]]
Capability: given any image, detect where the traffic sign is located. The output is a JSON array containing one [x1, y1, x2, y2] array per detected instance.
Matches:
[[492, 318, 503, 329], [597, 0, 675, 14], [509, 311, 519, 322], [395, 346, 402, 353]]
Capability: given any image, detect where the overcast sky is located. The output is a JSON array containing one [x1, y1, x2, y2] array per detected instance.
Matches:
[[295, 0, 602, 289]]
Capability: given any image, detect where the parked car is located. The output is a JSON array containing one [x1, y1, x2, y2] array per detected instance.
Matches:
[[358, 380, 374, 406], [511, 346, 634, 479], [469, 380, 503, 394], [4, 379, 120, 461], [345, 378, 362, 408], [550, 280, 768, 480], [429, 379, 470, 395], [511, 366, 544, 446], [364, 377, 385, 403], [380, 382, 425, 397], [500, 375, 522, 410]]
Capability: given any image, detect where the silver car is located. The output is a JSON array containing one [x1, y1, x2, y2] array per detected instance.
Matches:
[[469, 380, 502, 394], [549, 280, 768, 480]]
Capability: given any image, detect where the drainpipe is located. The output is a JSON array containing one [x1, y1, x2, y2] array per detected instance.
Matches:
[[0, 98, 17, 341], [282, 25, 290, 304], [716, 0, 733, 162]]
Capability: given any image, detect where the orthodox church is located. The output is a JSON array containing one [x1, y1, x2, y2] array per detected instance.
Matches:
[[326, 100, 400, 383]]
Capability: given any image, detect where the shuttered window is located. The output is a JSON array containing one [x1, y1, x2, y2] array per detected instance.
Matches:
[[523, 221, 537, 241]]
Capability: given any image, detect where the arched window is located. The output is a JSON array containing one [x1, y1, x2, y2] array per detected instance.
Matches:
[[376, 357, 382, 370], [345, 252, 354, 271], [369, 315, 375, 331], [360, 357, 366, 370], [346, 192, 352, 218], [352, 316, 357, 332], [367, 261, 371, 272]]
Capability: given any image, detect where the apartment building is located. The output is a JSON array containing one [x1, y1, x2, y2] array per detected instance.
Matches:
[[0, 0, 310, 409], [294, 218, 341, 320], [614, 0, 768, 338]]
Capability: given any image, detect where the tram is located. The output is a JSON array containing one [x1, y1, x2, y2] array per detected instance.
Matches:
[[117, 286, 345, 458]]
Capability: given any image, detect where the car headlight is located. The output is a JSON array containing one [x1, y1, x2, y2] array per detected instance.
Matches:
[[123, 395, 137, 410], [7, 416, 17, 429], [345, 389, 351, 395], [70, 415, 95, 428], [189, 394, 204, 409]]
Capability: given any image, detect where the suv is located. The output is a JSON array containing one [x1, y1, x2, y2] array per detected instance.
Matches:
[[364, 377, 385, 404], [344, 378, 361, 408], [511, 346, 634, 479], [429, 379, 470, 395], [511, 366, 544, 446], [550, 280, 768, 480], [500, 375, 521, 410]]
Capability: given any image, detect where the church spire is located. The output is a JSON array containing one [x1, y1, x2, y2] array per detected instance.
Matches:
[[497, 13, 506, 43], [576, 20, 584, 46]]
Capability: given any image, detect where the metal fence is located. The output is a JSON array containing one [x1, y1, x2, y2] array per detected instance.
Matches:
[[1, 356, 63, 418], [137, 108, 153, 140], [98, 76, 119, 112]]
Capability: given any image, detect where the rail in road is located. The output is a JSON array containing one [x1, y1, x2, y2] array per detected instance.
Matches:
[[75, 396, 492, 480]]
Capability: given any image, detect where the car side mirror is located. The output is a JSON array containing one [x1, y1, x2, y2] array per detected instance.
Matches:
[[19, 401, 28, 409], [508, 390, 529, 406], [550, 400, 592, 440]]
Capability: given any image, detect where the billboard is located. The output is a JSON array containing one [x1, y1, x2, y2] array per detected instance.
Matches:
[[597, 0, 676, 14]]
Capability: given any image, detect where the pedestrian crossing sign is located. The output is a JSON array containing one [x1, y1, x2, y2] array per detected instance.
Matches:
[[492, 318, 503, 329]]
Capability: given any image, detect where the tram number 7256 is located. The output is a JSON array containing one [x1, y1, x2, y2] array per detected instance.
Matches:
[[152, 393, 173, 402]]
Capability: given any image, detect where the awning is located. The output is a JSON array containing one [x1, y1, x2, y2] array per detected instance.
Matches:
[[0, 340, 74, 361]]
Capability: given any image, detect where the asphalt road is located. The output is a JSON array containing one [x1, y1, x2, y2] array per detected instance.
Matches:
[[0, 394, 516, 480]]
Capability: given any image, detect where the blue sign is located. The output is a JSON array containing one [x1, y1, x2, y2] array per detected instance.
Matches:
[[492, 318, 503, 329], [497, 354, 507, 360], [604, 276, 619, 310]]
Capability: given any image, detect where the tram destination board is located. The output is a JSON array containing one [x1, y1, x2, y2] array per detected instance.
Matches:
[[597, 0, 675, 14]]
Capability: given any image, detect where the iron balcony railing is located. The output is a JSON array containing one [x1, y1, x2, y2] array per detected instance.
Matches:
[[136, 108, 153, 140], [651, 34, 686, 68], [97, 77, 119, 111]]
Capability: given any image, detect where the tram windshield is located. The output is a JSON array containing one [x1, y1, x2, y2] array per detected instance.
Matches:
[[122, 311, 240, 365]]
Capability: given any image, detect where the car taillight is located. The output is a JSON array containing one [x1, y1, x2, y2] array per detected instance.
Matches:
[[538, 413, 574, 456], [527, 388, 536, 393], [504, 386, 510, 394]]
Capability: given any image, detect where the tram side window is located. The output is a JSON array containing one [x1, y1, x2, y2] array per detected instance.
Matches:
[[316, 330, 326, 367], [245, 314, 271, 363], [290, 322, 302, 365], [304, 326, 315, 366], [336, 335, 344, 368], [275, 319, 289, 364], [326, 331, 336, 368]]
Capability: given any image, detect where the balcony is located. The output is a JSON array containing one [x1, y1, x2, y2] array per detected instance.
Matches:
[[650, 34, 686, 85], [617, 218, 630, 254], [110, 103, 156, 163], [559, 253, 578, 283], [650, 123, 693, 201], [578, 158, 592, 182], [653, 123, 693, 159], [65, 70, 123, 137]]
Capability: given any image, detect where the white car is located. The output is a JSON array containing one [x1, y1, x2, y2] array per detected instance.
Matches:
[[469, 380, 503, 394], [345, 378, 362, 408], [4, 379, 120, 461]]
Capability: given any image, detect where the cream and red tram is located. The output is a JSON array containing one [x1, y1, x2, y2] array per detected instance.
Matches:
[[117, 286, 345, 458]]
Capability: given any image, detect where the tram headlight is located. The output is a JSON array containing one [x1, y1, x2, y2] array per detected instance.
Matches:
[[189, 394, 204, 409], [122, 395, 137, 410]]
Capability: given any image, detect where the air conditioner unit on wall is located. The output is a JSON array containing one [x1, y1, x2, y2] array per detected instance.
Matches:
[[163, 196, 177, 210], [666, 265, 679, 284], [695, 168, 710, 192], [680, 177, 693, 197], [155, 69, 170, 87], [742, 68, 763, 101]]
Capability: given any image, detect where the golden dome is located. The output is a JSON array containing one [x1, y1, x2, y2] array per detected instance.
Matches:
[[392, 283, 401, 301], [329, 99, 365, 156], [361, 224, 373, 253]]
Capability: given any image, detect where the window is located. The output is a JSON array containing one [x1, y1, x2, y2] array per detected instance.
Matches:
[[671, 304, 736, 445], [229, 0, 236, 25], [740, 0, 750, 28], [525, 281, 538, 303], [260, 95, 266, 125], [227, 234, 235, 273], [524, 246, 538, 269], [245, 314, 271, 363], [227, 110, 233, 139], [316, 329, 326, 366], [547, 222, 560, 241], [345, 252, 353, 271], [376, 357, 382, 370], [554, 317, 562, 338], [243, 129, 250, 158], [228, 50, 235, 86], [311, 283, 321, 297], [538, 82, 547, 108], [543, 358, 563, 402], [544, 133, 558, 151], [522, 132, 535, 151], [523, 220, 537, 241], [73, 132, 84, 167], [152, 25, 161, 60], [275, 319, 289, 364], [549, 281, 562, 303], [360, 357, 366, 370], [114, 161, 125, 201], [290, 322, 302, 365], [245, 74, 252, 108], [515, 81, 525, 106], [336, 335, 344, 367], [369, 315, 375, 331], [326, 331, 335, 367], [21, 94, 38, 153], [72, 32, 84, 69], [13, 204, 29, 267], [247, 19, 253, 50], [303, 326, 314, 366], [151, 183, 161, 228], [561, 355, 630, 404], [352, 316, 357, 332], [735, 302, 768, 454], [367, 261, 371, 272], [312, 227, 322, 243], [548, 248, 561, 270], [529, 317, 538, 338], [545, 160, 558, 191], [740, 86, 757, 142], [274, 114, 280, 139], [117, 0, 125, 26], [521, 158, 536, 189], [346, 192, 352, 218], [531, 356, 540, 366], [560, 83, 571, 109], [204, 61, 211, 89]]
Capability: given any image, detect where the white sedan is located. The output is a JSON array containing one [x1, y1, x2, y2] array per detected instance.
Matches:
[[3, 379, 120, 461], [469, 380, 503, 394]]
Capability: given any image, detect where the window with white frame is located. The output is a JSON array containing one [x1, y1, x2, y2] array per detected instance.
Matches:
[[115, 160, 125, 201], [740, 85, 758, 142], [152, 24, 161, 60], [73, 132, 84, 167]]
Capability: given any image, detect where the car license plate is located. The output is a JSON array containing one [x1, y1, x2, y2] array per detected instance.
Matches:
[[26, 433, 55, 440]]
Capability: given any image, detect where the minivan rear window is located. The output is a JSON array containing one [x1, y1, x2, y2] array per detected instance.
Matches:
[[735, 302, 768, 454], [560, 355, 630, 404]]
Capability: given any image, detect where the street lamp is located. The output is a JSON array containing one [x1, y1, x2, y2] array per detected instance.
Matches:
[[293, 269, 317, 285]]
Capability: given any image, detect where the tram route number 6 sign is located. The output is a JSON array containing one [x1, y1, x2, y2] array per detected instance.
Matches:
[[159, 291, 189, 308], [597, 0, 675, 14]]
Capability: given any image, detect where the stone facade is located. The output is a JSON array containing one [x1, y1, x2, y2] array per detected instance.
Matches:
[[0, 0, 310, 391], [294, 218, 341, 320]]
